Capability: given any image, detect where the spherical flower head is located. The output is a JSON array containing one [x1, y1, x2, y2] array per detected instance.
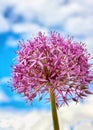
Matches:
[[12, 32, 93, 107]]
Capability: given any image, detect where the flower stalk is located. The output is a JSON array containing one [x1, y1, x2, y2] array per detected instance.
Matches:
[[49, 88, 60, 130]]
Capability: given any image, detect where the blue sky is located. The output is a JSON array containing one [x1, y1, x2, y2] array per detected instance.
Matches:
[[0, 0, 93, 110], [0, 0, 93, 129]]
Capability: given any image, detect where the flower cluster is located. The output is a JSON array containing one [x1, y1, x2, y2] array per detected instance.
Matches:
[[12, 32, 93, 106]]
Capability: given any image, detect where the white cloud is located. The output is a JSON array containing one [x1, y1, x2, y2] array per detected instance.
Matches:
[[6, 37, 19, 47], [38, 2, 83, 26], [0, 90, 9, 102], [71, 0, 93, 8], [0, 0, 93, 63], [74, 121, 93, 130], [13, 95, 23, 102], [0, 110, 51, 130], [0, 77, 10, 102], [0, 95, 93, 130], [64, 16, 93, 36], [0, 77, 10, 84], [11, 0, 84, 26], [83, 37, 93, 57], [0, 0, 93, 30], [0, 14, 10, 32], [12, 23, 48, 34]]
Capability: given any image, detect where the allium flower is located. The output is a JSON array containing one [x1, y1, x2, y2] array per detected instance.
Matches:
[[12, 32, 93, 107]]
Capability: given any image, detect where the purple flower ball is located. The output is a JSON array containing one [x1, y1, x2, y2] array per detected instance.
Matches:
[[12, 32, 93, 107]]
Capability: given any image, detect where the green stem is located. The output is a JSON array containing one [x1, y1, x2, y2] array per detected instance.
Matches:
[[49, 88, 60, 130]]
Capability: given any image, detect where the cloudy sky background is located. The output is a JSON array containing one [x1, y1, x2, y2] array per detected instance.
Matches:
[[0, 0, 93, 130]]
